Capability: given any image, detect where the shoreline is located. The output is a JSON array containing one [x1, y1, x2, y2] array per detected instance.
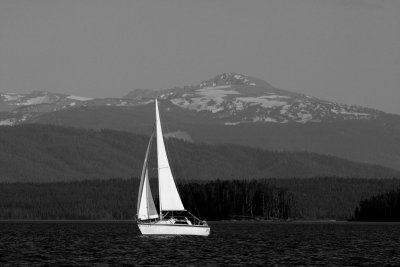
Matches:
[[1, 219, 400, 224]]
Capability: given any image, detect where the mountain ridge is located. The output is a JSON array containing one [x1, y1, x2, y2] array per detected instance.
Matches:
[[0, 72, 395, 126]]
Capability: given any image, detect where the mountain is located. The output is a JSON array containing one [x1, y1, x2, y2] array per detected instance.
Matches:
[[0, 124, 398, 183], [1, 73, 388, 126], [124, 73, 384, 124], [1, 73, 400, 170]]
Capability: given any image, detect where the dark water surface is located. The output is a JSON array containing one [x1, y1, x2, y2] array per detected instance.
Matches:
[[1, 221, 400, 266]]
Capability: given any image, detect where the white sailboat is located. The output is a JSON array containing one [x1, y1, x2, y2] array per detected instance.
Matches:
[[136, 99, 210, 236]]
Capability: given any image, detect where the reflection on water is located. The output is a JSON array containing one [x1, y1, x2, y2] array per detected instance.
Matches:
[[1, 221, 400, 266]]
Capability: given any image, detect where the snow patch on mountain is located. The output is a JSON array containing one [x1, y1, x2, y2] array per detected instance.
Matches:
[[171, 97, 224, 114], [252, 116, 278, 123], [263, 95, 290, 99], [2, 93, 23, 102], [171, 85, 240, 113], [66, 95, 93, 101], [331, 108, 370, 117], [116, 101, 128, 106], [0, 118, 17, 126], [297, 112, 313, 123], [227, 99, 245, 111], [236, 96, 287, 109], [225, 121, 243, 126], [196, 85, 238, 98], [17, 96, 49, 106]]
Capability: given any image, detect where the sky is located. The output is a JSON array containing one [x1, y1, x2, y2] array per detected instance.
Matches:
[[0, 0, 399, 114]]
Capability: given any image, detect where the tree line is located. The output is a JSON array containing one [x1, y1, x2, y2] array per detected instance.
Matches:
[[1, 177, 400, 221], [353, 189, 400, 221], [179, 180, 292, 220], [0, 179, 292, 220]]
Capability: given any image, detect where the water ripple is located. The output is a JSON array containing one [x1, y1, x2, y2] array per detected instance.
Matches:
[[0, 221, 400, 266]]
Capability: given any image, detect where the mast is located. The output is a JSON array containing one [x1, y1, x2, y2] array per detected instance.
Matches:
[[155, 99, 163, 219]]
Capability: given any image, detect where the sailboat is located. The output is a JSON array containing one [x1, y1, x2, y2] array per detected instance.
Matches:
[[136, 99, 210, 236]]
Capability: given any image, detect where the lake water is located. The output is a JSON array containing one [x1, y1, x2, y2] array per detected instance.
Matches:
[[0, 221, 399, 266]]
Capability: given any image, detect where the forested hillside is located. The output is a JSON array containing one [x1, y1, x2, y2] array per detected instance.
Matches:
[[29, 103, 400, 171], [1, 178, 399, 220], [0, 124, 399, 182]]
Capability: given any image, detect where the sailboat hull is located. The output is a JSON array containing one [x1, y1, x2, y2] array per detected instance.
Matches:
[[138, 223, 210, 236]]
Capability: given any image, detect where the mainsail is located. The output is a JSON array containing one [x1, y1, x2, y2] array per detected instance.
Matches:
[[155, 99, 185, 212], [137, 132, 158, 220]]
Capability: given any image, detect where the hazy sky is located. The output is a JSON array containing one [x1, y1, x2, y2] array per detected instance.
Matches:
[[0, 0, 399, 114]]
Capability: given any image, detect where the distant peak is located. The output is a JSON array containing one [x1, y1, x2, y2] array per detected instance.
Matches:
[[199, 72, 259, 88], [214, 72, 249, 82], [219, 72, 246, 79]]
